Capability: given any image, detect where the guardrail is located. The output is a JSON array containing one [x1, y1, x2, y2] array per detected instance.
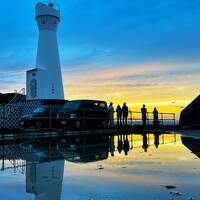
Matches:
[[0, 104, 176, 130], [126, 111, 176, 126]]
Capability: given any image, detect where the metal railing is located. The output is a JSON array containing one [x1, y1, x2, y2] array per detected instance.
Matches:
[[42, 1, 60, 10], [0, 104, 176, 130], [7, 88, 25, 105], [124, 111, 176, 126]]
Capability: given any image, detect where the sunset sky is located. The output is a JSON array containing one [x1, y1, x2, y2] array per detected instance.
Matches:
[[0, 0, 200, 116]]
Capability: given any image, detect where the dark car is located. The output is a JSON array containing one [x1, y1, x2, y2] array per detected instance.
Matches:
[[20, 100, 66, 129], [58, 100, 108, 129]]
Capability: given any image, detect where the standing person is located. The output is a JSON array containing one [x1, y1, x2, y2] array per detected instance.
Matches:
[[116, 105, 122, 125], [122, 103, 128, 125], [141, 104, 147, 125], [153, 107, 159, 126], [108, 102, 114, 126]]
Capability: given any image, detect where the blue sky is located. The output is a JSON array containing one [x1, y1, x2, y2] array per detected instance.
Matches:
[[0, 0, 200, 113]]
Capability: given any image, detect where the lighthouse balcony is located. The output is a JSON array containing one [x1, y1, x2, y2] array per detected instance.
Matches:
[[42, 1, 60, 10], [36, 2, 60, 21]]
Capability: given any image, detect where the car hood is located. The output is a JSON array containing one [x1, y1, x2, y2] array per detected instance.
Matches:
[[20, 113, 33, 120], [58, 109, 76, 117]]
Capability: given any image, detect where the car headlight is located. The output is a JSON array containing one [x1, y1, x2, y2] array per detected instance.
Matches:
[[70, 114, 77, 119], [20, 121, 25, 126], [61, 121, 67, 125]]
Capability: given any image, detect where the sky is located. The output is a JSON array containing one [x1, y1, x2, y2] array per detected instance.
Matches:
[[0, 0, 200, 116]]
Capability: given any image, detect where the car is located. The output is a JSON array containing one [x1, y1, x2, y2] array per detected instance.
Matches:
[[19, 100, 66, 129], [58, 100, 108, 129]]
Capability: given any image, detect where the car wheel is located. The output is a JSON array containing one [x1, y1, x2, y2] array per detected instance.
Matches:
[[35, 121, 42, 129]]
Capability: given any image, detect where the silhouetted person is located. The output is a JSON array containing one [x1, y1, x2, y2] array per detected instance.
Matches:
[[122, 103, 128, 125], [141, 104, 147, 125], [117, 134, 123, 154], [153, 107, 159, 126], [154, 133, 160, 148], [123, 134, 130, 156], [108, 102, 114, 126], [116, 105, 122, 125], [142, 133, 148, 152]]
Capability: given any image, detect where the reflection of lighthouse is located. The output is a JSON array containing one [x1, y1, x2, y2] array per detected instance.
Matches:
[[26, 2, 64, 100], [26, 160, 65, 200]]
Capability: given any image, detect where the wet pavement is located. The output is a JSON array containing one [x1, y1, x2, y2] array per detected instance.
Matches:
[[0, 132, 200, 200]]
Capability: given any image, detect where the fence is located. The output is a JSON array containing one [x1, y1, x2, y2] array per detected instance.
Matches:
[[0, 103, 176, 130], [125, 111, 176, 126], [0, 100, 43, 129]]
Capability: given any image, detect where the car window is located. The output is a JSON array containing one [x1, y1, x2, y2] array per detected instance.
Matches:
[[33, 106, 47, 113], [81, 102, 107, 109], [64, 101, 81, 110], [100, 102, 107, 108], [81, 102, 96, 109]]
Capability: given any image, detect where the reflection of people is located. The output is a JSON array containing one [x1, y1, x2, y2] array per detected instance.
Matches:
[[141, 105, 147, 125], [109, 136, 115, 157], [108, 102, 114, 126], [117, 134, 123, 154], [122, 103, 128, 125], [154, 133, 160, 148], [142, 133, 148, 152], [116, 105, 122, 125], [153, 107, 159, 126], [123, 134, 130, 156]]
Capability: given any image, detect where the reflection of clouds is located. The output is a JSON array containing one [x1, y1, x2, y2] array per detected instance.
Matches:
[[62, 134, 200, 195]]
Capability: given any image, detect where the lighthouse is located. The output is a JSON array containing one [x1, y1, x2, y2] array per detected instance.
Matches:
[[26, 2, 64, 100]]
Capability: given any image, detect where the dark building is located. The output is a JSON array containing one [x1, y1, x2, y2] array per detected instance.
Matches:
[[179, 95, 200, 126], [0, 93, 26, 104]]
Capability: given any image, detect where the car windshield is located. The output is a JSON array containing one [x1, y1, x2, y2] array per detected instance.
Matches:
[[82, 101, 107, 109], [33, 106, 47, 113], [64, 101, 81, 110]]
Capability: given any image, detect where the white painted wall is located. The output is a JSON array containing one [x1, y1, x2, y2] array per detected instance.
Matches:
[[27, 2, 64, 100]]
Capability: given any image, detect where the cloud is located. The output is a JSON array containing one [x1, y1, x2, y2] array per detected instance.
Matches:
[[0, 0, 199, 116]]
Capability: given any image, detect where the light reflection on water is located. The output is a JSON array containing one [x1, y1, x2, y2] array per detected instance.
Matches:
[[0, 132, 200, 200]]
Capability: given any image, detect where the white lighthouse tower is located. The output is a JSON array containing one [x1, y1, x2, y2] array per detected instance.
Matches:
[[26, 2, 64, 100]]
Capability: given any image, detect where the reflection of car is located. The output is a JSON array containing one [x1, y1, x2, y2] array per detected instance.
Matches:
[[20, 101, 66, 129], [58, 100, 108, 129], [63, 135, 109, 163]]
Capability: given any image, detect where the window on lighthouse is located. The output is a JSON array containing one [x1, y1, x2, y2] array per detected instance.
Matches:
[[30, 79, 37, 98]]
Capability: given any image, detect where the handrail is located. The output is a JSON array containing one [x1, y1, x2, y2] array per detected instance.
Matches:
[[0, 103, 176, 129], [42, 1, 60, 10], [7, 88, 25, 105]]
